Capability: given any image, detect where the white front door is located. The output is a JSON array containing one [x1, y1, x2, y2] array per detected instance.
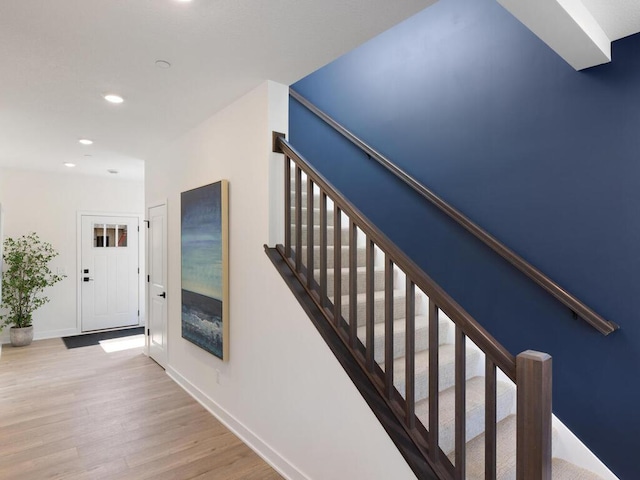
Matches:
[[147, 204, 168, 368], [81, 215, 140, 332]]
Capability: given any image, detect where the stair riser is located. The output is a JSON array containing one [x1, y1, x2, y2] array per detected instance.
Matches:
[[291, 207, 336, 227], [322, 268, 385, 296], [296, 189, 322, 204], [336, 292, 420, 326], [296, 245, 367, 268], [363, 317, 451, 363], [289, 189, 323, 207], [432, 382, 516, 457], [297, 225, 351, 247], [394, 348, 482, 400]]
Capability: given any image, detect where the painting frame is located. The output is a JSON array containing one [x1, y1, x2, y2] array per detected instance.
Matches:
[[180, 180, 229, 361]]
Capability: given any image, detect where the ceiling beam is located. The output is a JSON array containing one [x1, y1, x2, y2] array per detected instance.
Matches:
[[497, 0, 611, 70]]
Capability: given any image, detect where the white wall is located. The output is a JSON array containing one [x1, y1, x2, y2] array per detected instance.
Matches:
[[145, 80, 418, 480], [0, 168, 144, 341]]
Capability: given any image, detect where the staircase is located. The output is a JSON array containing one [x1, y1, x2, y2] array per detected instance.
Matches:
[[269, 135, 608, 480]]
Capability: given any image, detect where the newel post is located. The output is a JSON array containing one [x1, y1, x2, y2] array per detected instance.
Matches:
[[516, 350, 552, 480]]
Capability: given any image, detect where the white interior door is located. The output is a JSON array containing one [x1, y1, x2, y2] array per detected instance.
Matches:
[[147, 204, 168, 367], [81, 215, 140, 332]]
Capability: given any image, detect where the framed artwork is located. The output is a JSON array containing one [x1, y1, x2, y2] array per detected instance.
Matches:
[[181, 180, 229, 361]]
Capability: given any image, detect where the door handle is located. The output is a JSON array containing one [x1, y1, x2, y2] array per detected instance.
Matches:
[[158, 292, 166, 298], [83, 277, 94, 282]]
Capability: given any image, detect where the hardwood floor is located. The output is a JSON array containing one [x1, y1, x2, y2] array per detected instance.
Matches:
[[0, 338, 283, 480]]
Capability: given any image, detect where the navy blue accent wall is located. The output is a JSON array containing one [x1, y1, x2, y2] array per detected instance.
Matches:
[[290, 0, 640, 477]]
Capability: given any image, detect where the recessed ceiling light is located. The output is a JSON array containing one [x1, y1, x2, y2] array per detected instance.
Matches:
[[79, 139, 93, 145], [64, 162, 76, 168], [155, 60, 171, 69], [107, 169, 119, 174], [104, 94, 124, 104]]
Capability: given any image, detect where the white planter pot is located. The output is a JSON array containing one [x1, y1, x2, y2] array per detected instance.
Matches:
[[10, 326, 34, 347]]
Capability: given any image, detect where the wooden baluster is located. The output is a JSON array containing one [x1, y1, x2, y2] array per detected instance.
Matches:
[[349, 221, 358, 348], [455, 325, 466, 479], [333, 207, 342, 328], [384, 255, 394, 399], [428, 299, 439, 462], [365, 238, 375, 372], [485, 358, 497, 480], [405, 280, 416, 429], [284, 157, 291, 259], [306, 177, 314, 289], [319, 191, 327, 309], [516, 351, 552, 480], [294, 166, 302, 271]]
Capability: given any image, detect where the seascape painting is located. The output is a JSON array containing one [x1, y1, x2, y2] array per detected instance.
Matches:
[[181, 180, 229, 360]]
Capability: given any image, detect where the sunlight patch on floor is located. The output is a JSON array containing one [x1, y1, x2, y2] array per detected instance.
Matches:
[[99, 334, 145, 353]]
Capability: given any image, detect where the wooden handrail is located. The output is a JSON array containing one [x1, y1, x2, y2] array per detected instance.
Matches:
[[289, 88, 619, 336], [276, 135, 517, 381]]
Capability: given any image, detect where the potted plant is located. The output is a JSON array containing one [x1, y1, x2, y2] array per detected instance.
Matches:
[[0, 233, 65, 346]]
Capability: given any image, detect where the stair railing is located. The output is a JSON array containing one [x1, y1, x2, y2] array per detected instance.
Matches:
[[289, 88, 618, 337], [273, 133, 552, 480]]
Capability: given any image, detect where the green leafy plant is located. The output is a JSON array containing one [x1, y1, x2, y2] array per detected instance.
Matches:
[[0, 233, 65, 330]]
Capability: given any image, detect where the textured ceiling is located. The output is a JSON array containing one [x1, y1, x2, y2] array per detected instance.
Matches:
[[582, 0, 640, 40], [0, 0, 433, 179], [2, 0, 638, 180]]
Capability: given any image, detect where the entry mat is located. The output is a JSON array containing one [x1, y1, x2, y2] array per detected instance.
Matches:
[[62, 327, 144, 349]]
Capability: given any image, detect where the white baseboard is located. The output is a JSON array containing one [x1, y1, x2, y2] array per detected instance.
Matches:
[[0, 327, 79, 344], [166, 366, 310, 480], [34, 328, 79, 341]]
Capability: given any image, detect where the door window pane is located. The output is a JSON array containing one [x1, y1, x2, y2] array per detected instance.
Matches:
[[106, 225, 117, 248], [94, 224, 106, 247], [117, 225, 127, 247], [94, 223, 128, 247]]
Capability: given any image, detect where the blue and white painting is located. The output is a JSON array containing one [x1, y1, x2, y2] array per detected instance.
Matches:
[[181, 181, 228, 360]]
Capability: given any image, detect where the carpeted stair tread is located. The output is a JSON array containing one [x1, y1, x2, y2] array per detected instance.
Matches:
[[333, 289, 426, 326], [394, 346, 483, 402], [359, 314, 451, 363], [453, 414, 517, 479], [298, 245, 367, 268], [454, 415, 602, 480], [415, 376, 515, 456], [299, 224, 350, 246], [294, 206, 336, 226], [552, 459, 605, 480], [320, 266, 386, 296], [298, 188, 322, 203]]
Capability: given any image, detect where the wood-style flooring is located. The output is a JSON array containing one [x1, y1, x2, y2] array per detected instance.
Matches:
[[0, 338, 283, 480]]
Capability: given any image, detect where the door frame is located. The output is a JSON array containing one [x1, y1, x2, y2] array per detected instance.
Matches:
[[145, 200, 168, 362], [76, 211, 145, 334]]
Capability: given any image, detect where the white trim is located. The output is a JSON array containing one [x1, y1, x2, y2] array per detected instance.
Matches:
[[166, 366, 310, 480], [34, 328, 80, 341], [552, 415, 619, 479]]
